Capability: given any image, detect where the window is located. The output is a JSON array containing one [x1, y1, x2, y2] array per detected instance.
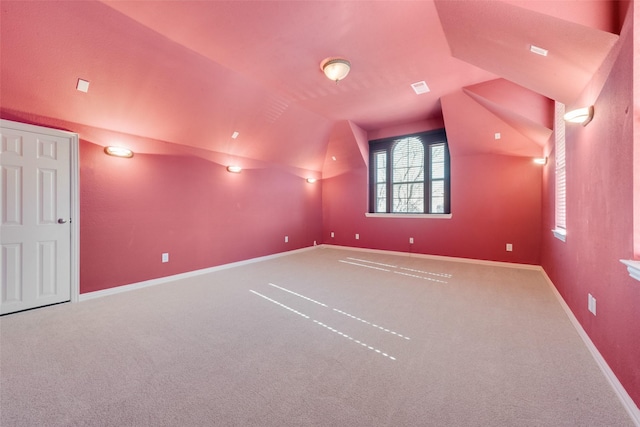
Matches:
[[369, 129, 450, 214], [553, 102, 567, 241]]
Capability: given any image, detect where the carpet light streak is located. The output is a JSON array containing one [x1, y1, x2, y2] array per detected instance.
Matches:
[[398, 266, 452, 278], [340, 257, 451, 283], [313, 320, 396, 361], [250, 289, 398, 361], [332, 308, 410, 340], [338, 260, 391, 271], [268, 283, 328, 307], [268, 283, 410, 340], [249, 290, 310, 319], [346, 257, 397, 268], [394, 271, 448, 283]]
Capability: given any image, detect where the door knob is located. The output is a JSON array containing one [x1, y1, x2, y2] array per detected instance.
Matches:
[[57, 218, 67, 224]]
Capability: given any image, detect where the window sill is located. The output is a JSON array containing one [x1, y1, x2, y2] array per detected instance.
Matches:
[[552, 228, 567, 242], [620, 260, 640, 282], [365, 213, 452, 219]]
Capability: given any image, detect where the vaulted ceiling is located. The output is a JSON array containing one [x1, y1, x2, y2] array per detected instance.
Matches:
[[0, 1, 628, 171]]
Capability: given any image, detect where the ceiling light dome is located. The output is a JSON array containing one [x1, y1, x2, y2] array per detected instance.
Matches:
[[321, 57, 351, 82]]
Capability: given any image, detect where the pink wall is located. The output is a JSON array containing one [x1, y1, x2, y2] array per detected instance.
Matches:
[[79, 138, 322, 293], [540, 11, 640, 405], [322, 123, 542, 265], [0, 111, 323, 294]]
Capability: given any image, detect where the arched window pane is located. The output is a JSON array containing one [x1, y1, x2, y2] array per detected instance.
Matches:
[[392, 137, 424, 213]]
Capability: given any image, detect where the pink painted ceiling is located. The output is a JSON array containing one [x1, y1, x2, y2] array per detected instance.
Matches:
[[0, 1, 628, 170]]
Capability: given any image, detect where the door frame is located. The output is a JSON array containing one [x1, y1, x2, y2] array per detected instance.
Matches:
[[1, 119, 80, 303]]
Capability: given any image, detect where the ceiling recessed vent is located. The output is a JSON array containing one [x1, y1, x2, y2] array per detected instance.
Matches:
[[529, 45, 548, 57], [76, 78, 90, 93], [411, 81, 430, 95]]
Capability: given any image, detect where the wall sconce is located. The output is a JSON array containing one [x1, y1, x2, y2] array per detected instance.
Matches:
[[564, 106, 594, 126], [533, 157, 547, 165], [306, 178, 317, 183], [321, 57, 351, 82], [226, 165, 242, 173], [104, 146, 133, 158]]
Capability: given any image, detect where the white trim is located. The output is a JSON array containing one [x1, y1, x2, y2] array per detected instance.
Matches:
[[552, 228, 567, 242], [319, 244, 541, 270], [365, 212, 452, 219], [0, 120, 80, 305], [620, 259, 640, 282], [79, 246, 316, 301], [540, 269, 640, 426], [70, 134, 80, 303]]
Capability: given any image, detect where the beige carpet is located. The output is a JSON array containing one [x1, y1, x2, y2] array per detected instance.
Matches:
[[0, 246, 634, 426]]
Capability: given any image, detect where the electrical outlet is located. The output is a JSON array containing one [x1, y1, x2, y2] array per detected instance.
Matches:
[[284, 236, 288, 243], [409, 237, 414, 244], [313, 240, 317, 246], [162, 253, 169, 263], [331, 232, 334, 238], [355, 233, 359, 240], [588, 293, 597, 315], [506, 243, 513, 252]]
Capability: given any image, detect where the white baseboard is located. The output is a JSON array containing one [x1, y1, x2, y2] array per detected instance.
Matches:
[[319, 243, 542, 270], [540, 270, 640, 426], [79, 243, 536, 302], [78, 246, 316, 302]]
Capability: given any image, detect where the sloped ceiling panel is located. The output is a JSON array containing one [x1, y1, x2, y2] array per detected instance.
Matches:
[[100, 0, 497, 130], [463, 79, 553, 148], [462, 79, 553, 128], [435, 0, 619, 105], [442, 91, 542, 158], [322, 121, 367, 180], [0, 1, 625, 169], [0, 1, 332, 171]]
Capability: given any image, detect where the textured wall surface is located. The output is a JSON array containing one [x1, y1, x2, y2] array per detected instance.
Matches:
[[541, 12, 639, 406]]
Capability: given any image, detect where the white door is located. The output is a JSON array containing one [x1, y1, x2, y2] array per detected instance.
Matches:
[[1, 123, 72, 314]]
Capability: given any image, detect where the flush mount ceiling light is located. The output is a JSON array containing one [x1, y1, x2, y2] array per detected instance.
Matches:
[[321, 57, 351, 82], [104, 146, 133, 158], [564, 106, 594, 126], [226, 165, 242, 173]]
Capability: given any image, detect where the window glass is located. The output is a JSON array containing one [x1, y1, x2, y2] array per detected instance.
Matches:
[[369, 129, 449, 214], [392, 138, 424, 213], [375, 151, 387, 213]]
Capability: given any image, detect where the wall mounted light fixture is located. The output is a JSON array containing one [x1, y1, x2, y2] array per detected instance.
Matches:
[[226, 165, 242, 173], [533, 157, 547, 165], [564, 106, 594, 126], [306, 178, 317, 184], [104, 146, 133, 158], [321, 57, 351, 82]]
